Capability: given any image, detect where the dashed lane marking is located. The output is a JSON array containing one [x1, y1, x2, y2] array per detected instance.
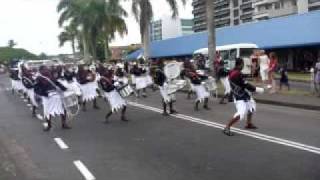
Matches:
[[54, 138, 69, 150], [74, 160, 96, 180]]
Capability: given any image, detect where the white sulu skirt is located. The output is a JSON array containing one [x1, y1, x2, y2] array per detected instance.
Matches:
[[80, 82, 98, 102], [135, 76, 148, 90], [233, 99, 256, 121], [159, 83, 175, 104], [194, 84, 210, 102], [59, 80, 82, 96], [27, 88, 38, 107], [131, 75, 136, 85], [146, 75, 153, 86], [42, 92, 65, 120], [220, 77, 231, 95], [104, 90, 126, 112]]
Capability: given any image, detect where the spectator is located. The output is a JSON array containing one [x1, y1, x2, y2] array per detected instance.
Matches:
[[258, 50, 270, 87], [250, 50, 260, 83], [279, 65, 290, 91], [268, 52, 278, 93], [315, 59, 320, 97]]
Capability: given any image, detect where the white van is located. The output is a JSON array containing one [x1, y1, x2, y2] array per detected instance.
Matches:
[[194, 43, 258, 75]]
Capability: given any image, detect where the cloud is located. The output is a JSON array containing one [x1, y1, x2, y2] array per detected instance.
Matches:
[[0, 0, 193, 54]]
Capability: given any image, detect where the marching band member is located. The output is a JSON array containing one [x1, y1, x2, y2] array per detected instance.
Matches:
[[114, 63, 129, 85], [188, 70, 210, 111], [215, 52, 231, 104], [154, 68, 177, 116], [9, 67, 21, 94], [21, 64, 38, 117], [77, 64, 100, 111], [99, 70, 128, 123], [34, 65, 71, 131], [223, 58, 264, 136], [131, 63, 147, 98], [183, 60, 196, 99], [60, 65, 82, 97]]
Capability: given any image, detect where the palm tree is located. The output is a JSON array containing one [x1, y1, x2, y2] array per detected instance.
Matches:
[[131, 0, 186, 61], [57, 0, 127, 62], [58, 24, 78, 55], [57, 0, 94, 61], [8, 39, 17, 48], [206, 0, 216, 74]]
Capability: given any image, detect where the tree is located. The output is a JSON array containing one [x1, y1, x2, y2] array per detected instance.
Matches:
[[0, 47, 37, 63], [58, 23, 78, 55], [131, 0, 186, 61], [8, 40, 17, 48], [57, 0, 127, 62], [39, 52, 48, 59], [206, 0, 216, 74]]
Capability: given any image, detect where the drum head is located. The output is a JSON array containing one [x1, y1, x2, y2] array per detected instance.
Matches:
[[164, 62, 181, 79]]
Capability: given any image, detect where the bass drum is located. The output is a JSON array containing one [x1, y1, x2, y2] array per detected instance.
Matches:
[[164, 62, 182, 80]]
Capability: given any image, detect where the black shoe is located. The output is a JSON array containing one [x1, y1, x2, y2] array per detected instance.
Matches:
[[194, 105, 199, 111], [245, 124, 258, 130], [203, 106, 211, 110], [62, 124, 72, 130], [169, 110, 178, 114], [121, 116, 129, 122], [162, 112, 170, 116], [223, 128, 234, 136]]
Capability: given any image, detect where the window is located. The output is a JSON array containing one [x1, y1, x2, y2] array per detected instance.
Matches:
[[275, 2, 280, 9], [234, 9, 239, 17], [234, 19, 239, 25], [233, 0, 238, 7]]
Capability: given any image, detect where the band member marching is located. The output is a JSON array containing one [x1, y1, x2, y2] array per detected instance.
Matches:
[[223, 58, 264, 136], [99, 70, 128, 123], [34, 66, 71, 131], [154, 67, 178, 116], [187, 70, 210, 111], [214, 52, 231, 104], [57, 65, 83, 102], [130, 63, 147, 98], [77, 64, 100, 111], [9, 67, 22, 94], [21, 64, 38, 117]]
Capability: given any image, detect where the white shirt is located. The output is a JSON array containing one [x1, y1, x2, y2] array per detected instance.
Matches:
[[259, 55, 270, 70]]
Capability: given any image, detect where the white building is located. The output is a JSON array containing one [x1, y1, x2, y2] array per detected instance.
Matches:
[[253, 0, 320, 21], [150, 16, 194, 41]]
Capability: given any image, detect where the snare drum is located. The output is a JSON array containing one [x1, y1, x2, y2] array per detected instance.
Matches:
[[117, 84, 134, 98]]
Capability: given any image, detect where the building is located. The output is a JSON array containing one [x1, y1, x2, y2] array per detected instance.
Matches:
[[253, 0, 320, 21], [150, 16, 194, 41], [192, 0, 254, 32], [127, 11, 320, 71]]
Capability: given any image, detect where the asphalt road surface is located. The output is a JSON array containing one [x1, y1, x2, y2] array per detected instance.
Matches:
[[0, 75, 319, 180]]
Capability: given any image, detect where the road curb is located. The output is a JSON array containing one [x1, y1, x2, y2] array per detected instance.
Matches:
[[179, 90, 320, 111]]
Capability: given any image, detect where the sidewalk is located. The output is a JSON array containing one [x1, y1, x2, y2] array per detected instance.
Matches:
[[254, 93, 320, 111]]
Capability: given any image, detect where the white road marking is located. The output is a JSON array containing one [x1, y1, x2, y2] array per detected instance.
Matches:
[[74, 160, 96, 180], [128, 101, 320, 155], [54, 138, 69, 150], [27, 103, 32, 107]]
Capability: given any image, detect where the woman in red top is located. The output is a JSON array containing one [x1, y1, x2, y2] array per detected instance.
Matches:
[[268, 52, 278, 93]]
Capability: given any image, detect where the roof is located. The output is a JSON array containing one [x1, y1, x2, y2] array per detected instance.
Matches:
[[126, 10, 320, 60]]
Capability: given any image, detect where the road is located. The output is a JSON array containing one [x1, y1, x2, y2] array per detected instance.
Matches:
[[0, 75, 319, 180]]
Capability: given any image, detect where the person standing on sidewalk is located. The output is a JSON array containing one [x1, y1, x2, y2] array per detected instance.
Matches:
[[315, 59, 320, 97], [268, 52, 278, 93], [279, 65, 290, 91], [223, 58, 265, 136], [258, 50, 270, 87]]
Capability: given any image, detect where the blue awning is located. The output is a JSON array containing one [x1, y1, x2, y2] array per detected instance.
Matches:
[[126, 10, 320, 60]]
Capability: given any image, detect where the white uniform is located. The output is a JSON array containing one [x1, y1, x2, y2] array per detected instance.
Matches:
[[159, 83, 176, 103], [194, 83, 210, 102], [234, 98, 256, 121], [259, 55, 270, 81], [104, 90, 126, 112], [42, 92, 65, 120]]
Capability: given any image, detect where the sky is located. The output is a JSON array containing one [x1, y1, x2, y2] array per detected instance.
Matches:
[[0, 0, 193, 55]]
